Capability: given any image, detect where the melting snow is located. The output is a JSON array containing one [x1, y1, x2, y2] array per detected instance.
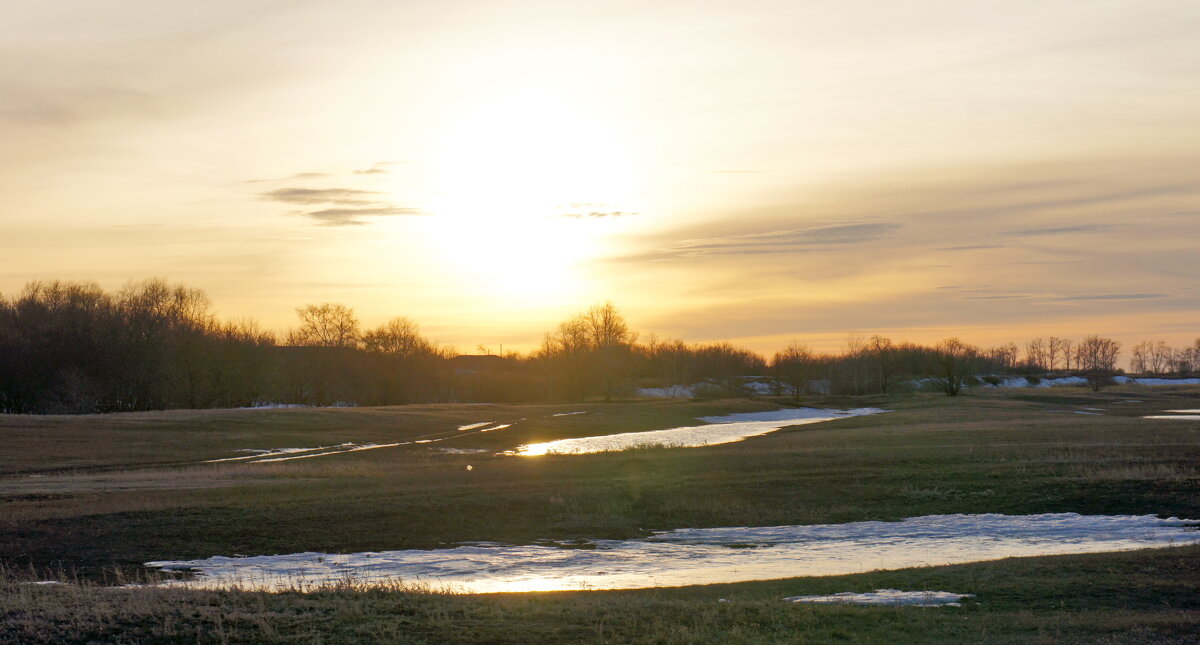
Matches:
[[143, 513, 1200, 593], [785, 589, 974, 607], [552, 412, 590, 417], [1144, 415, 1200, 420], [512, 408, 886, 456], [458, 422, 495, 431]]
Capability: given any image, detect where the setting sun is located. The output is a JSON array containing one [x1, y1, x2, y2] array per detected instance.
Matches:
[[416, 91, 639, 300]]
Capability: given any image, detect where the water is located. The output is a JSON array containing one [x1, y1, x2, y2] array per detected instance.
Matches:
[[145, 513, 1199, 593], [513, 408, 887, 456]]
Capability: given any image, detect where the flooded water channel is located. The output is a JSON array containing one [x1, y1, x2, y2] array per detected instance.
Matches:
[[146, 513, 1199, 593]]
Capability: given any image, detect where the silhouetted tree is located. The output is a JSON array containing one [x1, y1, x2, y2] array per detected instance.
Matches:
[[1077, 335, 1121, 391], [934, 337, 978, 396], [772, 342, 816, 401], [287, 303, 360, 348]]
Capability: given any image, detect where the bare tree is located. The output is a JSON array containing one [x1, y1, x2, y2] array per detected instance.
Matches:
[[934, 337, 978, 396], [1047, 337, 1066, 371], [843, 330, 868, 395], [1129, 341, 1150, 374], [772, 342, 816, 401], [986, 343, 1019, 371], [866, 335, 896, 393], [1025, 338, 1048, 371], [287, 303, 360, 348], [1077, 335, 1121, 391], [362, 317, 434, 359], [1060, 338, 1074, 371]]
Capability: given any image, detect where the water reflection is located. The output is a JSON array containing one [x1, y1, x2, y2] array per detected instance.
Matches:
[[514, 408, 887, 456], [146, 513, 1199, 593]]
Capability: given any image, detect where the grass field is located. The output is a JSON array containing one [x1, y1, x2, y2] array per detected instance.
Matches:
[[2, 387, 1199, 643]]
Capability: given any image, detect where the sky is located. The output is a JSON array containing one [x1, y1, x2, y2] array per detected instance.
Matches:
[[2, 0, 1198, 354]]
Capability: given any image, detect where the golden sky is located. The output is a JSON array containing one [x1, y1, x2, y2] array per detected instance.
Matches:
[[2, 0, 1198, 353]]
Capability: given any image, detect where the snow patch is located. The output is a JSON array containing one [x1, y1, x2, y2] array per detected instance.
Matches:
[[1144, 415, 1200, 420], [457, 422, 494, 431], [552, 411, 589, 417], [785, 589, 974, 607]]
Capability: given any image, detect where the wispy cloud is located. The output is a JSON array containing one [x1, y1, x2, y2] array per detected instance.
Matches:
[[658, 222, 901, 259], [352, 161, 403, 175], [261, 185, 422, 226], [1054, 293, 1167, 302], [937, 244, 1002, 251], [305, 206, 424, 226], [1007, 224, 1112, 237], [262, 188, 380, 205], [556, 203, 637, 219]]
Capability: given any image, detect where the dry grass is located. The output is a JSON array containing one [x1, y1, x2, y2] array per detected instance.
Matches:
[[1, 387, 1199, 641]]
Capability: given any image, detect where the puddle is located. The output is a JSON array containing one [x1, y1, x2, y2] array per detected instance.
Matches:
[[144, 513, 1199, 593], [205, 442, 403, 464], [1143, 409, 1200, 421], [254, 443, 403, 462], [205, 420, 519, 464], [785, 589, 973, 607], [512, 408, 887, 456]]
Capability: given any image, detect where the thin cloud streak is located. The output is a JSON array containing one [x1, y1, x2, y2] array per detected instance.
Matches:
[[263, 188, 381, 205]]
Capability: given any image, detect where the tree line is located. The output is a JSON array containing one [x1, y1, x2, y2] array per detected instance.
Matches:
[[0, 279, 1195, 413]]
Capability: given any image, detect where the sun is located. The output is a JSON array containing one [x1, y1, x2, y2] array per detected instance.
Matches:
[[421, 91, 639, 301]]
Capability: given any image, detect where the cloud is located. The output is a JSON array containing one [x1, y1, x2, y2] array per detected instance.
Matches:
[[1054, 293, 1167, 302], [262, 188, 380, 205], [352, 162, 403, 175], [657, 222, 902, 260], [557, 203, 637, 218], [937, 244, 1002, 251], [304, 207, 424, 226], [259, 184, 423, 226], [1006, 224, 1112, 237]]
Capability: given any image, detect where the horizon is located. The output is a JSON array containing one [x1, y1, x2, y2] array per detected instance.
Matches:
[[3, 1, 1198, 356]]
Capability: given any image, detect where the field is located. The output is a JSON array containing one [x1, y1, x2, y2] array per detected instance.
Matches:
[[2, 387, 1199, 643]]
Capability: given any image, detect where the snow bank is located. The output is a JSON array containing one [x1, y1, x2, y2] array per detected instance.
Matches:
[[145, 513, 1200, 593]]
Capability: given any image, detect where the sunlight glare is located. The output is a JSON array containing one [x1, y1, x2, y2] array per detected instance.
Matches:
[[424, 91, 639, 301]]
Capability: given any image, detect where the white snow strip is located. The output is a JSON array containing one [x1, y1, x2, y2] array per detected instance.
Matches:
[[512, 408, 887, 456], [1143, 415, 1200, 420], [433, 448, 489, 454], [144, 513, 1200, 594], [479, 424, 511, 432], [785, 589, 974, 607], [1080, 407, 1104, 411], [23, 580, 69, 586], [1126, 377, 1200, 386], [636, 385, 697, 399], [1165, 409, 1200, 413], [552, 412, 589, 417], [458, 422, 495, 431]]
